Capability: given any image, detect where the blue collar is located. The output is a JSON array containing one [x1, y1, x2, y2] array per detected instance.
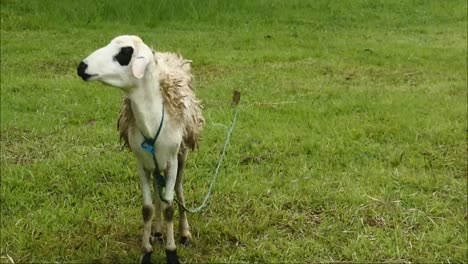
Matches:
[[140, 105, 167, 195], [140, 105, 165, 155]]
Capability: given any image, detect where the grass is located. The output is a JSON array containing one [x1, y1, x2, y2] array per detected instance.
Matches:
[[1, 0, 467, 263]]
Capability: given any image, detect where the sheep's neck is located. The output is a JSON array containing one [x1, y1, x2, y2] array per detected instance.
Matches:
[[128, 73, 164, 140]]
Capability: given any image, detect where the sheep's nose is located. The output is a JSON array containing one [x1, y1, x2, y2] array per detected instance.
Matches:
[[77, 61, 90, 80]]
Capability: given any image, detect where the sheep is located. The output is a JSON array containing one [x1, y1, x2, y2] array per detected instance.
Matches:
[[77, 35, 204, 264]]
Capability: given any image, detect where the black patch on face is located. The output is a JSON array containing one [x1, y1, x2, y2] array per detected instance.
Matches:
[[114, 46, 134, 66]]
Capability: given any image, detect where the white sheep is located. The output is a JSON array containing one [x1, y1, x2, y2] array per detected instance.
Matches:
[[77, 35, 204, 264]]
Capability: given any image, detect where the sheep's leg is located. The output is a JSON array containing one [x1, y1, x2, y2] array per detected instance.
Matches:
[[151, 178, 163, 244], [138, 163, 154, 264], [163, 157, 180, 264], [176, 149, 191, 245]]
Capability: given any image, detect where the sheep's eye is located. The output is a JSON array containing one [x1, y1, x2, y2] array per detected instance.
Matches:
[[114, 46, 134, 66]]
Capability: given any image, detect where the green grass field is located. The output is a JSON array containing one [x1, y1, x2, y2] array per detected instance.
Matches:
[[1, 0, 467, 263]]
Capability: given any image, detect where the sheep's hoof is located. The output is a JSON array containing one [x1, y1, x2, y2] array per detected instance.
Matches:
[[180, 236, 191, 247], [151, 232, 164, 245], [140, 252, 152, 264], [166, 249, 180, 264]]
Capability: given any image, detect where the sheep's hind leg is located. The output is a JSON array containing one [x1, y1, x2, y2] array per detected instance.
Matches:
[[138, 163, 154, 264], [176, 149, 191, 246], [163, 158, 180, 264]]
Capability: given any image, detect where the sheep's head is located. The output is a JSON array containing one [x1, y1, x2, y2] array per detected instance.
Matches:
[[77, 35, 154, 88]]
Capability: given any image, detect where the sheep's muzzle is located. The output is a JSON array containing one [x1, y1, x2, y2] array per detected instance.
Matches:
[[77, 61, 92, 81]]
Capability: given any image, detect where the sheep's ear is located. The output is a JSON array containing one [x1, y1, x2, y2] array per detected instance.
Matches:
[[132, 56, 149, 79]]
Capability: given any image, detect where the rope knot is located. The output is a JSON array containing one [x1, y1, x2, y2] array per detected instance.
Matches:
[[141, 140, 155, 154]]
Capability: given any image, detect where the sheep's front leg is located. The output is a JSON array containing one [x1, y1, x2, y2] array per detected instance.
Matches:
[[138, 163, 154, 264], [163, 157, 180, 264]]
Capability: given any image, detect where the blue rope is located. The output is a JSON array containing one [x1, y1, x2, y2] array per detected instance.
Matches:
[[175, 106, 240, 213], [140, 105, 165, 154], [140, 106, 168, 202], [141, 104, 240, 213]]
